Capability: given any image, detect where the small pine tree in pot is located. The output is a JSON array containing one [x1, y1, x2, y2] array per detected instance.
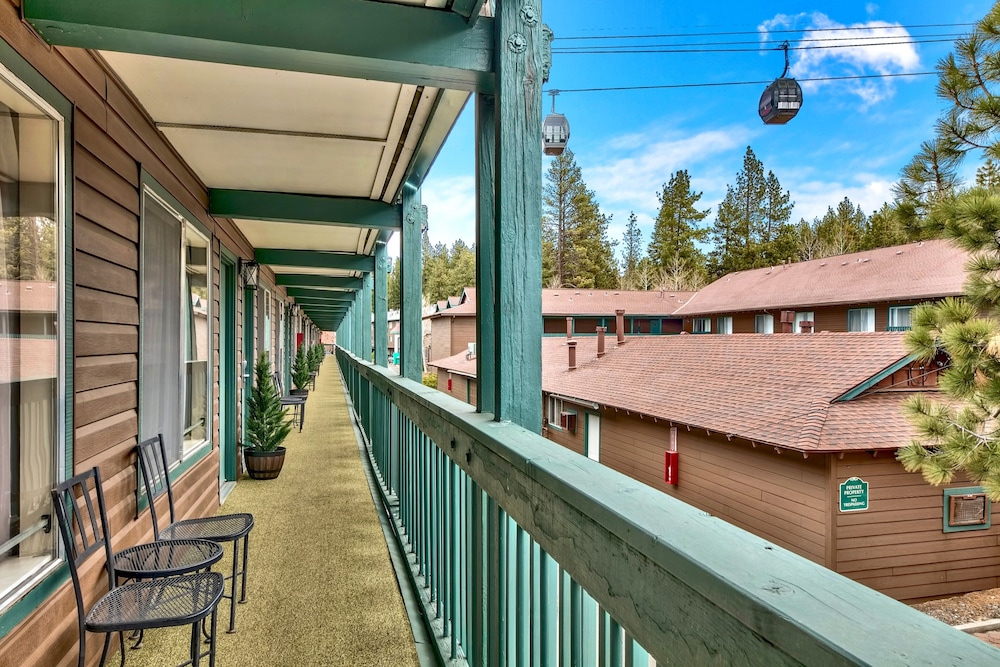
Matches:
[[245, 352, 293, 480], [308, 343, 324, 375], [290, 344, 310, 397]]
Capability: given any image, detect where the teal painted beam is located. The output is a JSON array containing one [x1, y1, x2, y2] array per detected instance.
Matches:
[[255, 249, 374, 272], [475, 92, 496, 415], [275, 274, 361, 290], [285, 287, 357, 302], [452, 0, 487, 27], [490, 0, 544, 430], [374, 241, 388, 367], [362, 271, 373, 362], [209, 189, 402, 230], [24, 0, 495, 93], [400, 184, 423, 381]]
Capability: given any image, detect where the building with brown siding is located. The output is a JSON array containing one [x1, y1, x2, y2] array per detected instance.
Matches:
[[0, 5, 444, 662], [537, 333, 999, 602], [673, 240, 969, 334]]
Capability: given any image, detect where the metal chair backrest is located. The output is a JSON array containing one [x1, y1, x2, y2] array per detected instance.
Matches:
[[51, 467, 116, 665], [136, 434, 177, 540], [272, 371, 284, 395]]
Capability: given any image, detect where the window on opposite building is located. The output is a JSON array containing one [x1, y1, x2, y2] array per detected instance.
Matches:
[[716, 316, 733, 334], [754, 314, 774, 334], [692, 317, 711, 334], [847, 308, 875, 332], [888, 306, 914, 331]]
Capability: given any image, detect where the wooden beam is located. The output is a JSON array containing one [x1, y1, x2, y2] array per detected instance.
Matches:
[[285, 287, 356, 301], [255, 249, 374, 272], [400, 184, 423, 381], [489, 0, 544, 429], [275, 274, 362, 291], [475, 92, 496, 415], [24, 0, 496, 92], [209, 189, 402, 230]]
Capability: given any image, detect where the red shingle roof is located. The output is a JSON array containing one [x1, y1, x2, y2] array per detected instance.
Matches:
[[542, 333, 920, 453], [429, 287, 696, 319], [543, 289, 695, 316], [673, 240, 968, 316], [0, 338, 57, 383], [428, 349, 477, 377]]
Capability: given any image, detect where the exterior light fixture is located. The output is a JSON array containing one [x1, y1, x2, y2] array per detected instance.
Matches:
[[239, 258, 260, 290], [289, 302, 299, 316]]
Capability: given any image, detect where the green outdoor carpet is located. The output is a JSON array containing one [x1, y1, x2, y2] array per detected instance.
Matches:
[[124, 358, 419, 667]]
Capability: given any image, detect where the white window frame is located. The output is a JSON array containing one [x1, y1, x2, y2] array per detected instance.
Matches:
[[848, 307, 875, 332], [0, 62, 66, 613], [755, 314, 774, 334], [547, 395, 564, 429], [794, 311, 815, 334], [716, 316, 733, 335], [692, 318, 711, 334]]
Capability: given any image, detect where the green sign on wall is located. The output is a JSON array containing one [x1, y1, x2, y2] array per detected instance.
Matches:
[[839, 477, 869, 512]]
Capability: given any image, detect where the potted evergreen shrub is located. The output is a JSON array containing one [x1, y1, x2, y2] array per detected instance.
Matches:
[[290, 344, 310, 397], [244, 351, 292, 480], [308, 343, 324, 376]]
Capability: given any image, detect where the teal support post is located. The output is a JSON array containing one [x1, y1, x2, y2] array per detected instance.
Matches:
[[374, 240, 388, 367], [355, 295, 364, 359], [400, 183, 424, 381], [489, 0, 545, 430], [362, 270, 373, 363], [475, 92, 496, 415]]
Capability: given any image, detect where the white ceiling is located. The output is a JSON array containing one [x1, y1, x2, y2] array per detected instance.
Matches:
[[235, 219, 364, 254]]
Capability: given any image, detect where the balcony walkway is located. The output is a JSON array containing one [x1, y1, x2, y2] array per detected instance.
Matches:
[[128, 358, 419, 667]]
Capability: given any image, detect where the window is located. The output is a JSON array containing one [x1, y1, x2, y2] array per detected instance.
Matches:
[[716, 316, 733, 335], [888, 306, 913, 331], [848, 308, 875, 332], [0, 65, 63, 609], [141, 187, 211, 466], [754, 314, 774, 334], [547, 395, 563, 428], [692, 318, 711, 334], [794, 311, 814, 334]]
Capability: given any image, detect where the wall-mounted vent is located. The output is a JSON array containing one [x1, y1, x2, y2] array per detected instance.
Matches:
[[466, 342, 476, 359], [949, 494, 987, 526], [943, 487, 991, 532]]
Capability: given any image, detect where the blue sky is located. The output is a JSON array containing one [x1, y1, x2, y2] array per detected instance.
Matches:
[[406, 0, 987, 259]]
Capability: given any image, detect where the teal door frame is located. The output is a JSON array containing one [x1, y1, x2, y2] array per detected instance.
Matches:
[[242, 286, 255, 452], [220, 254, 238, 483]]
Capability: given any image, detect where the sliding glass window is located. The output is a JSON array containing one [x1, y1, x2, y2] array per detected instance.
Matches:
[[0, 65, 63, 610], [140, 188, 211, 466]]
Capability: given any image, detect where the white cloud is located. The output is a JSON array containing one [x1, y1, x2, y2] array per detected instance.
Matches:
[[585, 124, 754, 218], [785, 175, 895, 222], [758, 12, 921, 109]]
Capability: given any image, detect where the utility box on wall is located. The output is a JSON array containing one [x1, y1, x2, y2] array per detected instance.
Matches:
[[664, 450, 679, 485]]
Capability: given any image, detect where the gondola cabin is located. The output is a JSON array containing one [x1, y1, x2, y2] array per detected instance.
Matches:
[[543, 112, 570, 156], [759, 77, 803, 125]]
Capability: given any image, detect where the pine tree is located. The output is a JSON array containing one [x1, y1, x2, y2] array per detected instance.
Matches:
[[815, 197, 867, 256], [387, 257, 401, 311], [976, 159, 1000, 190], [897, 188, 1000, 499], [896, 5, 1000, 212], [246, 352, 292, 452], [620, 212, 644, 288], [542, 149, 618, 288], [647, 170, 709, 277]]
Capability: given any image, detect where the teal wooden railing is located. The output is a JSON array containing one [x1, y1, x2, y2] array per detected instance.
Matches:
[[336, 348, 997, 666]]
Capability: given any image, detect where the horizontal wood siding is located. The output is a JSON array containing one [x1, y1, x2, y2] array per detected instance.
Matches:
[[430, 317, 452, 362], [835, 455, 1000, 601], [556, 410, 830, 565], [450, 317, 477, 357], [0, 13, 249, 664]]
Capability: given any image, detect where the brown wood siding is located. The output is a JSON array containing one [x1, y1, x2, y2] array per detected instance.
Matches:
[[834, 455, 1000, 602], [0, 16, 250, 664], [548, 410, 829, 564], [430, 317, 452, 362], [450, 316, 477, 357], [686, 299, 942, 334]]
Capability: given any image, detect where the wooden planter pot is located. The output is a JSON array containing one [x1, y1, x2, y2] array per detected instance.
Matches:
[[289, 388, 309, 398], [245, 447, 286, 480]]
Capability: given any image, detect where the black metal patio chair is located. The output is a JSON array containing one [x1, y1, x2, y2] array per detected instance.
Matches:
[[137, 434, 255, 634], [52, 467, 224, 667], [273, 371, 306, 432]]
